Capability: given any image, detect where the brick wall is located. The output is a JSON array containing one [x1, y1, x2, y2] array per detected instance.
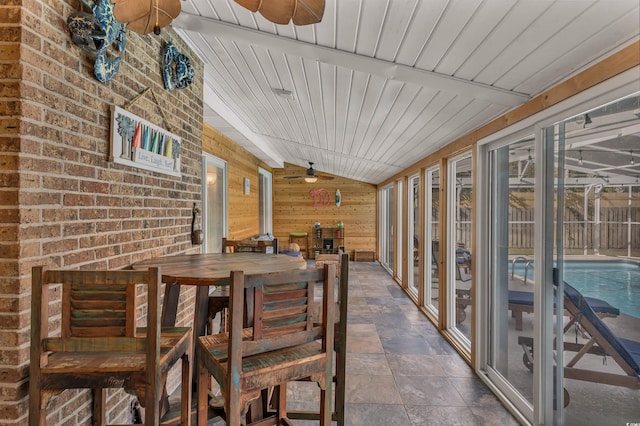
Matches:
[[0, 1, 203, 424]]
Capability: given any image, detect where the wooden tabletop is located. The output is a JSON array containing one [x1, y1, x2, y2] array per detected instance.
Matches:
[[131, 252, 306, 285]]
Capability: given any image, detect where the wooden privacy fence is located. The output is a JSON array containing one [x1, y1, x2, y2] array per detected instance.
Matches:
[[507, 206, 640, 250], [425, 207, 640, 253]]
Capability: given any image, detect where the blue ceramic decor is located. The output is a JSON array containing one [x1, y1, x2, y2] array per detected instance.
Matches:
[[67, 0, 126, 83], [163, 42, 194, 91]]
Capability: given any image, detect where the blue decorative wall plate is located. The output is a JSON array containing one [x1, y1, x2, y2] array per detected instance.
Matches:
[[163, 42, 195, 91]]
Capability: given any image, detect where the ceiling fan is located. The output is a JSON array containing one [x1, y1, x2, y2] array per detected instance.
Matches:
[[284, 162, 334, 183], [234, 0, 325, 25]]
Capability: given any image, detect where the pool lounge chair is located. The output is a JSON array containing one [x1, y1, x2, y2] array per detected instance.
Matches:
[[455, 288, 619, 327], [508, 289, 619, 331], [519, 277, 640, 404]]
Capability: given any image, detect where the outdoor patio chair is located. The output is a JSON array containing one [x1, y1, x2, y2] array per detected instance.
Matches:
[[432, 240, 471, 283], [29, 266, 192, 425], [518, 273, 640, 406], [508, 289, 619, 331], [455, 288, 619, 327], [196, 265, 336, 426]]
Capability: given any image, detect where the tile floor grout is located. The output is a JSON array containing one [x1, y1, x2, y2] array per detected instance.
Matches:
[[206, 260, 521, 425], [286, 261, 519, 426]]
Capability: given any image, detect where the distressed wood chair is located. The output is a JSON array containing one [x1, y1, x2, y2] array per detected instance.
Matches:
[[221, 237, 278, 254], [196, 265, 337, 426], [287, 252, 349, 425], [208, 238, 277, 334], [29, 266, 192, 426]]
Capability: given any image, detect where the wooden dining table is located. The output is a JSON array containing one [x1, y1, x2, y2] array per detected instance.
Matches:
[[131, 252, 306, 329], [131, 253, 307, 390]]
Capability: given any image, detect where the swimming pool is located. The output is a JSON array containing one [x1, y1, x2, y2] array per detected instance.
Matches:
[[510, 258, 640, 319]]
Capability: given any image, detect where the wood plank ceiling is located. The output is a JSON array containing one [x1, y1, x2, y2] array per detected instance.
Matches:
[[173, 0, 639, 184]]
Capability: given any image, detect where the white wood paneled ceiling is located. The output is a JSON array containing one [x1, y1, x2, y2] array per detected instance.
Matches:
[[173, 0, 639, 184]]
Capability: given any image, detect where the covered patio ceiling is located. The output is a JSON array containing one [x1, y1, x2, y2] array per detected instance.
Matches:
[[173, 0, 639, 184], [503, 94, 640, 188]]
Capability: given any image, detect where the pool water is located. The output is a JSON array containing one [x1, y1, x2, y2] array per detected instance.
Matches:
[[510, 259, 640, 319]]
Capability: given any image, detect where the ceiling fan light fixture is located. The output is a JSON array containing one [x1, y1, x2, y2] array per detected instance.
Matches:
[[304, 176, 318, 183]]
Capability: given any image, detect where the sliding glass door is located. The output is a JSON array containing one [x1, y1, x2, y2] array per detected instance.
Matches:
[[424, 166, 440, 315], [258, 167, 272, 235], [408, 174, 420, 297], [397, 179, 403, 281], [202, 153, 227, 253], [549, 93, 640, 425], [447, 154, 473, 349], [483, 136, 536, 421], [380, 184, 395, 273]]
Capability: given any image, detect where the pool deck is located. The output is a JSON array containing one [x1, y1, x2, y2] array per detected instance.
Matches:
[[488, 257, 640, 426]]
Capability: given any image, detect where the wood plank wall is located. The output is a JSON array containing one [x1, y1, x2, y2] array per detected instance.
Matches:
[[202, 124, 271, 239], [273, 164, 377, 258], [202, 125, 378, 257]]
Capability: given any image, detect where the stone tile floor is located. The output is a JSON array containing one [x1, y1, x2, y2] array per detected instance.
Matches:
[[286, 261, 519, 426], [206, 260, 520, 425]]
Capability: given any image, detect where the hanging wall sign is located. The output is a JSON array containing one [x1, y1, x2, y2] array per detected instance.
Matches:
[[109, 106, 182, 177]]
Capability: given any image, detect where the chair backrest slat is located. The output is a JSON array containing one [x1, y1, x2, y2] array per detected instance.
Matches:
[[37, 268, 157, 347], [227, 265, 335, 361], [43, 336, 146, 353]]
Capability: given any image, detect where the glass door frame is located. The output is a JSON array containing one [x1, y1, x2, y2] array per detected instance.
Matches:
[[445, 152, 473, 352], [258, 167, 272, 235], [379, 183, 395, 275], [474, 68, 639, 425], [423, 165, 440, 315], [476, 129, 537, 424], [407, 173, 421, 298], [202, 153, 228, 253], [397, 179, 404, 282]]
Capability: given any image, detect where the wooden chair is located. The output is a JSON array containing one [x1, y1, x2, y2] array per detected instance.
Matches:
[[29, 266, 192, 426], [196, 265, 337, 426], [221, 237, 278, 254], [288, 252, 349, 425], [209, 238, 277, 334]]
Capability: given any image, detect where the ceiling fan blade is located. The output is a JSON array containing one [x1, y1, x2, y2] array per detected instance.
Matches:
[[283, 175, 304, 179], [318, 175, 334, 180], [293, 0, 324, 25], [235, 0, 261, 13], [259, 0, 296, 25], [114, 0, 181, 34]]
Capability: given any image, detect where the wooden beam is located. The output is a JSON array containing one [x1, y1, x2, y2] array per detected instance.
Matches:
[[173, 13, 530, 107]]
